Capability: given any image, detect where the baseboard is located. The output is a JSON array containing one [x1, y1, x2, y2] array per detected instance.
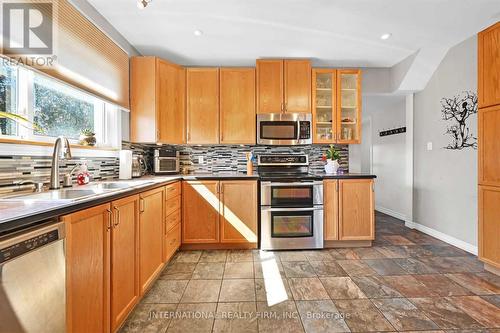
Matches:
[[404, 220, 478, 255], [375, 206, 407, 221]]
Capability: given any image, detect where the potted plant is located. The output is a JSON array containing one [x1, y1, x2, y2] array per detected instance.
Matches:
[[79, 128, 96, 146], [322, 144, 340, 174]]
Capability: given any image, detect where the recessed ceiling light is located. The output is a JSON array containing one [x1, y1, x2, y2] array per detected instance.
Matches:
[[193, 29, 203, 37], [380, 33, 392, 40]]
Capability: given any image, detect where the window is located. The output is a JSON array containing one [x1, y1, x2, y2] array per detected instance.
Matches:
[[0, 63, 18, 136], [0, 60, 123, 148]]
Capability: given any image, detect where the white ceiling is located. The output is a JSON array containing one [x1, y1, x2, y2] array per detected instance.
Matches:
[[88, 0, 499, 68]]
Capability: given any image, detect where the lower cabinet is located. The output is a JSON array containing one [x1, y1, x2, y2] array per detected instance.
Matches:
[[324, 179, 375, 242], [164, 181, 182, 262], [182, 180, 258, 246], [110, 195, 140, 332], [479, 185, 500, 268], [139, 187, 165, 295], [64, 203, 111, 333]]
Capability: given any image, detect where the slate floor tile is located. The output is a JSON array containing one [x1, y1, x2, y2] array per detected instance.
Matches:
[[219, 279, 256, 302], [120, 303, 177, 333], [180, 279, 221, 303], [320, 276, 367, 300], [255, 278, 293, 302], [296, 300, 350, 333], [167, 302, 216, 333], [337, 260, 377, 276], [350, 275, 403, 298], [192, 262, 225, 279], [227, 250, 254, 262], [282, 261, 317, 278], [256, 301, 304, 333], [199, 250, 228, 263], [213, 302, 258, 333], [382, 235, 416, 245], [445, 273, 500, 295], [288, 277, 330, 300], [309, 261, 347, 277], [334, 299, 395, 332], [382, 275, 438, 298], [412, 274, 473, 296], [448, 295, 500, 328], [371, 298, 439, 331], [393, 257, 437, 274], [224, 262, 254, 279], [364, 259, 409, 275], [142, 280, 189, 304]]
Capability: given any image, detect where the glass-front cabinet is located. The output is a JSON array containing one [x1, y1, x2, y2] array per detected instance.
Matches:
[[312, 68, 361, 144], [337, 69, 361, 143], [312, 69, 336, 143]]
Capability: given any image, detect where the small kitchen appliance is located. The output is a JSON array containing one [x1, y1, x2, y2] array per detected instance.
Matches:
[[153, 148, 180, 174], [257, 113, 312, 145]]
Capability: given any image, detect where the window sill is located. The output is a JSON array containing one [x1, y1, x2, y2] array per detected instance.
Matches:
[[0, 137, 119, 151]]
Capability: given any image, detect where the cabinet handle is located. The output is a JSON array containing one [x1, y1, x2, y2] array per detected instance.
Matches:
[[285, 102, 287, 112], [140, 198, 145, 213], [113, 206, 120, 227], [106, 208, 112, 231], [336, 181, 339, 192]]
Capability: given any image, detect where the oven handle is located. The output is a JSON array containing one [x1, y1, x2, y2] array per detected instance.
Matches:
[[261, 206, 323, 212], [261, 181, 323, 187]]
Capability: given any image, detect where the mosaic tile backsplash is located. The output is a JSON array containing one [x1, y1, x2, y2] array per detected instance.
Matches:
[[125, 142, 349, 175], [0, 155, 119, 194], [0, 143, 348, 194]]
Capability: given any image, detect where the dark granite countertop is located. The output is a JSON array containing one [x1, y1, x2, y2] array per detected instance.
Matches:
[[0, 172, 375, 236]]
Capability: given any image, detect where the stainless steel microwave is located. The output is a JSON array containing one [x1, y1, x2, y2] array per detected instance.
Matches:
[[257, 113, 312, 145]]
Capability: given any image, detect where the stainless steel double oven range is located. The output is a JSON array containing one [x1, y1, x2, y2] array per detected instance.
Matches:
[[258, 154, 324, 250]]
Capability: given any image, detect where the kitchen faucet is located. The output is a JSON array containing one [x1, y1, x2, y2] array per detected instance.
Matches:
[[50, 136, 72, 189]]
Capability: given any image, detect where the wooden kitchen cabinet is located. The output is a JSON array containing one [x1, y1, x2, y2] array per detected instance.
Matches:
[[182, 180, 220, 243], [219, 68, 256, 144], [110, 195, 140, 332], [182, 180, 258, 247], [220, 180, 258, 243], [138, 187, 164, 294], [336, 69, 362, 144], [64, 203, 111, 333], [479, 104, 500, 186], [312, 69, 337, 143], [285, 60, 312, 113], [164, 181, 182, 262], [338, 179, 374, 240], [323, 179, 339, 240], [257, 59, 311, 113], [186, 68, 220, 144], [479, 185, 500, 269], [130, 56, 185, 144], [478, 22, 500, 108]]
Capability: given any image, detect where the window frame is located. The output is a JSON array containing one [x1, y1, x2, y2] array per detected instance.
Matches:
[[0, 62, 124, 149]]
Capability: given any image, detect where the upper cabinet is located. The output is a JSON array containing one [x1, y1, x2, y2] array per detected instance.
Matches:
[[186, 68, 220, 144], [219, 68, 256, 144], [312, 69, 337, 143], [312, 69, 362, 144], [337, 69, 361, 144], [257, 59, 311, 113], [130, 56, 185, 144], [478, 22, 500, 109]]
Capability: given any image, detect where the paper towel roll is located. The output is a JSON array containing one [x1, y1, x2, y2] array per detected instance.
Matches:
[[119, 150, 133, 180]]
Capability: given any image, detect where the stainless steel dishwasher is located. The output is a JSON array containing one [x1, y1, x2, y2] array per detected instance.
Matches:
[[0, 220, 66, 333]]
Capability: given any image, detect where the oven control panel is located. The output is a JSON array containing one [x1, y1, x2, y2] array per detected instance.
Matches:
[[258, 155, 308, 166]]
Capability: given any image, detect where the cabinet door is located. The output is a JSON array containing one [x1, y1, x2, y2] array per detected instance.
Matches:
[[220, 180, 258, 244], [336, 69, 361, 144], [165, 222, 181, 262], [130, 56, 157, 143], [339, 179, 374, 240], [257, 59, 283, 113], [186, 68, 219, 144], [479, 104, 500, 186], [312, 69, 337, 143], [158, 60, 186, 144], [323, 180, 339, 240], [478, 22, 500, 108], [220, 68, 256, 144], [64, 203, 111, 333], [110, 195, 140, 332], [284, 60, 311, 113], [479, 185, 500, 268], [139, 187, 164, 294], [182, 181, 220, 243]]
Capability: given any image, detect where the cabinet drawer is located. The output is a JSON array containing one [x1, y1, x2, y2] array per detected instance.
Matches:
[[165, 182, 181, 200], [165, 196, 181, 216], [165, 210, 181, 234], [165, 222, 181, 261]]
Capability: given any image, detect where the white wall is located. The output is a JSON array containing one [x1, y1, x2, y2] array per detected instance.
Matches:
[[360, 95, 409, 220], [413, 35, 478, 250]]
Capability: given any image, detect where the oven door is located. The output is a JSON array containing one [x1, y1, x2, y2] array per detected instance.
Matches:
[[261, 181, 323, 207], [261, 207, 323, 250]]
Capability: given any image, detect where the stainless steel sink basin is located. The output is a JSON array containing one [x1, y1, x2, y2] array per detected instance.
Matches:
[[5, 189, 106, 201]]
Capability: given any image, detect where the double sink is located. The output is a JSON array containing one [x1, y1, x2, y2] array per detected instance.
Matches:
[[3, 180, 156, 202]]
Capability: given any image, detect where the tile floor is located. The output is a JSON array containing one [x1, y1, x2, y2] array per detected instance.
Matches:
[[121, 212, 500, 332]]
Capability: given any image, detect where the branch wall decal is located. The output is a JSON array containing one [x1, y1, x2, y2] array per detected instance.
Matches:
[[441, 91, 478, 150]]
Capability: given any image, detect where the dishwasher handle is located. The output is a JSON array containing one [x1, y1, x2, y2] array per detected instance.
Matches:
[[0, 220, 65, 266]]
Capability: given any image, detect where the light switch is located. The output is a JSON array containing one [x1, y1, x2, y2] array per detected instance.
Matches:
[[198, 156, 204, 164], [427, 142, 433, 151]]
